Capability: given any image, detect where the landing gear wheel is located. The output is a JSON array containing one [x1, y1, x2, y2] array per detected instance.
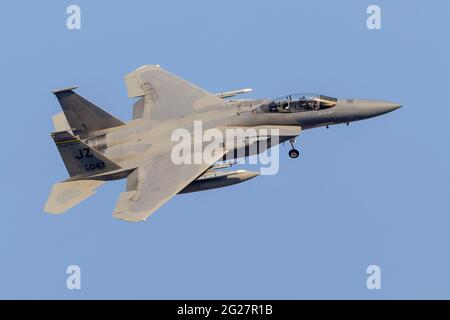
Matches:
[[289, 149, 300, 159]]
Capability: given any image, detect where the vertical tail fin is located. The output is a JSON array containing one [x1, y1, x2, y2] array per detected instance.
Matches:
[[52, 87, 124, 138], [51, 131, 121, 178]]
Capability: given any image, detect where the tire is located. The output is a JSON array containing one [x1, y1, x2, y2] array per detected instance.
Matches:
[[289, 149, 300, 159]]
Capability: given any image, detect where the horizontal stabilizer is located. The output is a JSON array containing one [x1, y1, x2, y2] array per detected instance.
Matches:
[[44, 180, 104, 214]]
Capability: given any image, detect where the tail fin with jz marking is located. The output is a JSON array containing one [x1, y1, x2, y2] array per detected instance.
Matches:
[[51, 131, 121, 178]]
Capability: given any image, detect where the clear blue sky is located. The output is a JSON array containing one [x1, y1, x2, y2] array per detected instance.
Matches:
[[0, 0, 449, 299]]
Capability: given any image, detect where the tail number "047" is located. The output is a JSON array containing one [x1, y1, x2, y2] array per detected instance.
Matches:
[[85, 161, 105, 171]]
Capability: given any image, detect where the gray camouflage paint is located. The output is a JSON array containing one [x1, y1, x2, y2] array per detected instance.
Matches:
[[45, 65, 400, 222]]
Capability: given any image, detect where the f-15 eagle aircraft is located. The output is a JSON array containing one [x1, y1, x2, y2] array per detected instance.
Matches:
[[45, 65, 401, 222]]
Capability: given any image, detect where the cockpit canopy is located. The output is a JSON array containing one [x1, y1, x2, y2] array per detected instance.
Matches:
[[265, 93, 337, 113]]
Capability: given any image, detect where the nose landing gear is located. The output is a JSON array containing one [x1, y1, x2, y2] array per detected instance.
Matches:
[[289, 149, 300, 158], [288, 138, 300, 159]]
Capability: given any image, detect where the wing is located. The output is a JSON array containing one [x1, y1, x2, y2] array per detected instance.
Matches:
[[111, 124, 297, 222], [125, 65, 225, 120], [115, 65, 233, 222], [113, 149, 226, 222]]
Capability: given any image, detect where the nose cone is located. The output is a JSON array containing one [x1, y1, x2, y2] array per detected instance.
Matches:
[[373, 101, 402, 114], [344, 99, 402, 120]]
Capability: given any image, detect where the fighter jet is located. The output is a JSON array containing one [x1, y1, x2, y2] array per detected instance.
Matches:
[[44, 65, 401, 222]]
